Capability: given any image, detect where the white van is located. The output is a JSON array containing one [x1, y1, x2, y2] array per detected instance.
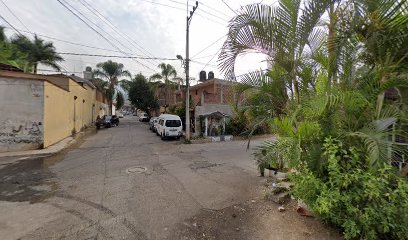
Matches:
[[156, 114, 183, 140]]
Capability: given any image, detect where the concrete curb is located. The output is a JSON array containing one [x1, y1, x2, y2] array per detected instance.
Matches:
[[0, 136, 76, 158]]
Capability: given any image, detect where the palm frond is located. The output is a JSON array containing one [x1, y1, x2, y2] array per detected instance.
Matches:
[[349, 117, 407, 167]]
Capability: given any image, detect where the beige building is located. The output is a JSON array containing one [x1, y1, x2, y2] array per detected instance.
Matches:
[[0, 71, 108, 152]]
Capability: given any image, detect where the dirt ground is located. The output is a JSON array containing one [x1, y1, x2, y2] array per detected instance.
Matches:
[[170, 188, 343, 240]]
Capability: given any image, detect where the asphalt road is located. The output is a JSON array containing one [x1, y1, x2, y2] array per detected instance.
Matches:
[[0, 116, 266, 240]]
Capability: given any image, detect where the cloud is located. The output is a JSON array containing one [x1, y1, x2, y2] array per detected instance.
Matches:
[[1, 0, 276, 82]]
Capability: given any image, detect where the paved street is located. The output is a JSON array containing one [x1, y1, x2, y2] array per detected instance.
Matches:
[[0, 117, 264, 239], [0, 117, 341, 240]]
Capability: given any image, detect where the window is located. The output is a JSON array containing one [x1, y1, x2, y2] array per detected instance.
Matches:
[[165, 120, 181, 127]]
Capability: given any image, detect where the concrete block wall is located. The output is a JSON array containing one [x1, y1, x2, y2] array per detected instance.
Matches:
[[0, 77, 44, 152]]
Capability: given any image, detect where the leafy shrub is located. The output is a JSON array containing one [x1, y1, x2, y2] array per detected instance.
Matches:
[[291, 137, 408, 240], [225, 114, 248, 136]]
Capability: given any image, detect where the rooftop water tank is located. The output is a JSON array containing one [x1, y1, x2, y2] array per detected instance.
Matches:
[[208, 71, 214, 80], [199, 71, 206, 82]]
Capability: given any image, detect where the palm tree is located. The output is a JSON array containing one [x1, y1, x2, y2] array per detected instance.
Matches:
[[93, 60, 131, 114], [219, 0, 333, 102], [150, 63, 178, 111], [0, 26, 6, 42], [0, 26, 27, 69], [11, 35, 63, 73]]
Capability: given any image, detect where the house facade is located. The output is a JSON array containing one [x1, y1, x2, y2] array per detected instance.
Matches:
[[188, 78, 236, 137], [0, 71, 108, 153]]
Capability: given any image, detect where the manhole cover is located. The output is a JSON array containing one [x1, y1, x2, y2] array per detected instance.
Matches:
[[126, 166, 147, 174]]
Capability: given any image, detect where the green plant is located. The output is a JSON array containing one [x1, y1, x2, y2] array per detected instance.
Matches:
[[291, 138, 408, 240], [228, 113, 248, 136], [94, 60, 131, 114], [128, 73, 159, 113], [220, 0, 408, 238], [11, 34, 63, 73]]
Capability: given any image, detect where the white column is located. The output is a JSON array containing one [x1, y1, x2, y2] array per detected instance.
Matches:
[[223, 117, 226, 135], [204, 116, 208, 137]]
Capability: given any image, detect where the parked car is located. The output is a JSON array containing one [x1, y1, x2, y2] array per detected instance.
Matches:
[[117, 113, 124, 118], [155, 114, 183, 140], [111, 115, 119, 126], [139, 113, 150, 122], [149, 117, 158, 132], [96, 115, 119, 129]]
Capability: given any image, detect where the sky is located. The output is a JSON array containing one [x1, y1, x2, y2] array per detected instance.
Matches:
[[0, 0, 276, 85]]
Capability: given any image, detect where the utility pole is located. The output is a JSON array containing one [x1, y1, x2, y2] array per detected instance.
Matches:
[[185, 0, 198, 141]]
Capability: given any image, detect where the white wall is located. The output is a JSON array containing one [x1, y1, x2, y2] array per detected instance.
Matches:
[[194, 104, 233, 136], [0, 77, 44, 152]]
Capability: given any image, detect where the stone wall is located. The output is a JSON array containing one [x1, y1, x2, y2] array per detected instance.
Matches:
[[0, 78, 44, 152]]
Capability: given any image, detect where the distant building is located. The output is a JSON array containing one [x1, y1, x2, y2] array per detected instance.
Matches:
[[152, 82, 179, 114], [188, 77, 236, 136]]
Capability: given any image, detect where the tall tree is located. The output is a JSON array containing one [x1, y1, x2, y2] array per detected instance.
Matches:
[[11, 35, 63, 73], [116, 91, 125, 110], [128, 73, 159, 114], [93, 60, 131, 114], [150, 63, 177, 110]]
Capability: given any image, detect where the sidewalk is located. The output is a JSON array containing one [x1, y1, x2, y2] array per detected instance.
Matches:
[[0, 136, 76, 158]]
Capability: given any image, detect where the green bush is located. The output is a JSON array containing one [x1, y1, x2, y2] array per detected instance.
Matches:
[[291, 138, 408, 240], [225, 114, 247, 136]]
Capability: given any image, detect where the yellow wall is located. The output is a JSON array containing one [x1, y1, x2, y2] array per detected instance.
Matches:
[[43, 81, 72, 147], [43, 78, 97, 147]]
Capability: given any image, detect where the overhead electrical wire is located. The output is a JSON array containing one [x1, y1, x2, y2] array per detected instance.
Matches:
[[0, 13, 23, 36], [59, 0, 157, 71], [221, 0, 239, 15], [0, 0, 31, 32], [198, 47, 221, 71], [190, 60, 218, 67], [190, 34, 226, 59], [78, 0, 162, 66], [196, 1, 232, 19], [57, 52, 179, 60], [2, 26, 126, 54], [57, 0, 155, 72], [165, 0, 229, 22], [191, 53, 221, 60], [138, 0, 226, 26]]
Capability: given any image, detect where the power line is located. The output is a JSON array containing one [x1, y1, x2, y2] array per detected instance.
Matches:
[[138, 0, 226, 26], [165, 0, 229, 23], [199, 48, 221, 71], [190, 60, 218, 67], [70, 0, 159, 70], [190, 34, 226, 59], [2, 26, 126, 54], [57, 0, 155, 72], [0, 13, 23, 36], [222, 0, 239, 15], [60, 0, 156, 70], [198, 1, 232, 20], [0, 0, 30, 32], [192, 53, 221, 60], [78, 0, 161, 67], [57, 52, 179, 60]]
